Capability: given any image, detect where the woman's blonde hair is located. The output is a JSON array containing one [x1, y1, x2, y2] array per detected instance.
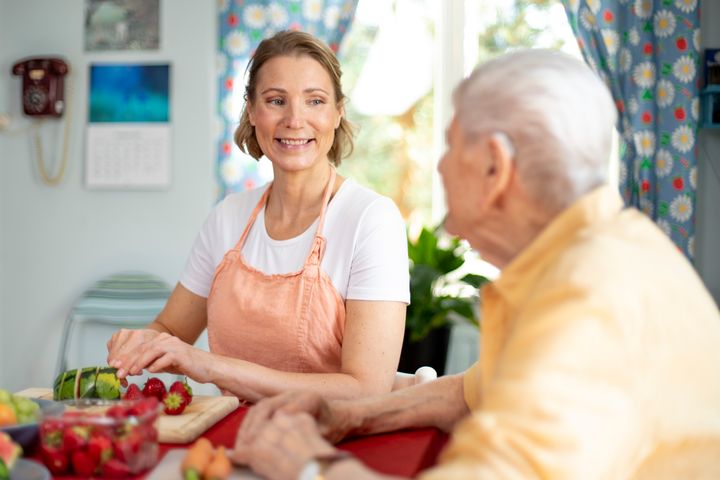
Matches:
[[234, 30, 354, 166]]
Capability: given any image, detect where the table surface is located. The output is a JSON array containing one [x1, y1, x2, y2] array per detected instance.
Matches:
[[27, 404, 449, 479]]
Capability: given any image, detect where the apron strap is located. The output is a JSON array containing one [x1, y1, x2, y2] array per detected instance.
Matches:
[[306, 167, 336, 266], [314, 167, 336, 238], [233, 166, 336, 263], [235, 183, 273, 251]]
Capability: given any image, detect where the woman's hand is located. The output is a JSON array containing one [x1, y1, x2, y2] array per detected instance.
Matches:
[[234, 411, 337, 480], [107, 328, 161, 379], [106, 284, 210, 381], [107, 329, 211, 382]]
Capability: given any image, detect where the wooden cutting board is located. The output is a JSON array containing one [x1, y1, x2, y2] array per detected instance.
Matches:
[[16, 388, 240, 444]]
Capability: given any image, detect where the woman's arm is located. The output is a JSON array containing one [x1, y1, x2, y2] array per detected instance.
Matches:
[[205, 299, 406, 401], [109, 296, 406, 402]]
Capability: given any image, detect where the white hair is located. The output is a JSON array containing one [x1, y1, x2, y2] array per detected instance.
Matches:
[[453, 49, 617, 215]]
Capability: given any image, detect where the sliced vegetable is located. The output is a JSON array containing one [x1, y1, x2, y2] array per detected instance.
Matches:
[[181, 438, 214, 480], [204, 446, 232, 480], [53, 367, 121, 401]]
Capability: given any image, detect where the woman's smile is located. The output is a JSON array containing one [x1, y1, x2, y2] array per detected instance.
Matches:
[[276, 137, 315, 148]]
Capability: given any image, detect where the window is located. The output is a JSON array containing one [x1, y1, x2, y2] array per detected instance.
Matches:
[[339, 0, 588, 231], [338, 0, 436, 227]]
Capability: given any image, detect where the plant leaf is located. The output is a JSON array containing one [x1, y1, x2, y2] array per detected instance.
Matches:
[[460, 273, 490, 288], [406, 223, 483, 340]]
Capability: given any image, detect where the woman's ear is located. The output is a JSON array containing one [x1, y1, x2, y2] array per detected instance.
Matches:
[[247, 103, 256, 126], [336, 103, 344, 129]]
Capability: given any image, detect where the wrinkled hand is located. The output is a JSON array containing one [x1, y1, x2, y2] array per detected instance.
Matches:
[[236, 391, 354, 452], [233, 411, 337, 480], [107, 329, 209, 382]]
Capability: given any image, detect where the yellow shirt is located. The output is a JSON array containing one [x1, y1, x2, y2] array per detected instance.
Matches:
[[421, 186, 720, 480]]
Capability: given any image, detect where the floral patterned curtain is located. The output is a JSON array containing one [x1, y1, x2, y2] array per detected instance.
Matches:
[[562, 0, 701, 260], [216, 0, 358, 197]]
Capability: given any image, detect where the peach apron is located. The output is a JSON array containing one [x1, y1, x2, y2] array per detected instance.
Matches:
[[206, 169, 345, 373]]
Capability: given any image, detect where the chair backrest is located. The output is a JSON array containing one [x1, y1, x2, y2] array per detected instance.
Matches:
[[55, 271, 172, 378]]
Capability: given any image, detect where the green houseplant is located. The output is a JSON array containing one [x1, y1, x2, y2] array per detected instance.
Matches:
[[399, 224, 490, 373]]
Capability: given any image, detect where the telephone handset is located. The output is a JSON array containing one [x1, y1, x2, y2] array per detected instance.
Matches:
[[11, 57, 69, 117]]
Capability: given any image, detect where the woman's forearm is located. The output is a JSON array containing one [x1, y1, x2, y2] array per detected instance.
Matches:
[[203, 354, 392, 402]]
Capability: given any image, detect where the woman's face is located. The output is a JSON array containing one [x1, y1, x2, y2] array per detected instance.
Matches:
[[248, 55, 342, 172]]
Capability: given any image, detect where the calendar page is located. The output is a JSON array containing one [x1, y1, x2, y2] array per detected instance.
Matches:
[[85, 124, 170, 188], [86, 63, 171, 189]]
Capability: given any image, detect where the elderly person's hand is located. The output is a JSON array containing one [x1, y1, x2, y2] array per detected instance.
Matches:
[[236, 391, 355, 450], [234, 411, 339, 480]]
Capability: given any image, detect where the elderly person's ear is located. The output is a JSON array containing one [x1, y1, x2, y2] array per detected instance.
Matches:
[[480, 133, 515, 206]]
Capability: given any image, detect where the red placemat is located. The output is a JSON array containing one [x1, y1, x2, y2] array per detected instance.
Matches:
[[29, 406, 448, 478]]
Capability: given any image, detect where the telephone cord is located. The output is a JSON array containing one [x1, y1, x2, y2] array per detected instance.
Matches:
[[33, 80, 72, 186]]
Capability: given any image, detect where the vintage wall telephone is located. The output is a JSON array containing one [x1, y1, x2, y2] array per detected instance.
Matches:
[[12, 57, 69, 117], [10, 56, 71, 185]]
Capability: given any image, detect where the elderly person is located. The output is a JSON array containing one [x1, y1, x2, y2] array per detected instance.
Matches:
[[106, 31, 409, 402], [232, 49, 720, 480]]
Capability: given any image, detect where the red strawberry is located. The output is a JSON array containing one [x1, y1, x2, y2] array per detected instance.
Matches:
[[102, 458, 132, 478], [106, 404, 127, 419], [71, 449, 97, 476], [40, 421, 64, 449], [142, 377, 167, 402], [41, 446, 69, 475], [112, 429, 143, 463], [127, 396, 160, 418], [62, 425, 90, 453], [88, 431, 113, 465], [169, 379, 193, 405], [138, 422, 159, 442], [122, 383, 144, 401], [162, 391, 188, 415]]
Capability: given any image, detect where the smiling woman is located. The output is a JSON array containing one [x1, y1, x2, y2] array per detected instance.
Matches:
[[245, 56, 342, 174], [105, 30, 410, 404]]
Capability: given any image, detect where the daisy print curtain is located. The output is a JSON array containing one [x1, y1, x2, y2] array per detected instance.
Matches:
[[562, 0, 701, 260], [216, 0, 358, 198]]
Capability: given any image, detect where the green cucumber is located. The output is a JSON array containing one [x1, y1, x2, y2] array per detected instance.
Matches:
[[52, 366, 121, 401]]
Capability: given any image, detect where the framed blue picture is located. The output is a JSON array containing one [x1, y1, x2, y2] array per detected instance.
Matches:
[[88, 63, 170, 123]]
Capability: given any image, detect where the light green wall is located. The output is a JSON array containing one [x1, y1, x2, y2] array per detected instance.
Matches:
[[0, 0, 216, 391]]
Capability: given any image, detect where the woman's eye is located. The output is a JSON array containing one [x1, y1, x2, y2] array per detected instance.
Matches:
[[268, 98, 284, 106], [309, 99, 324, 105]]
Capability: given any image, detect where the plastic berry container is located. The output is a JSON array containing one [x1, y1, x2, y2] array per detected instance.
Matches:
[[38, 397, 161, 478]]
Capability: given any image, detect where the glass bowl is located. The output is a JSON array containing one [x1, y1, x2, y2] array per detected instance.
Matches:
[[38, 397, 161, 478]]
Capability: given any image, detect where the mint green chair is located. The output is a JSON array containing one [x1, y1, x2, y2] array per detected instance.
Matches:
[[54, 271, 172, 379]]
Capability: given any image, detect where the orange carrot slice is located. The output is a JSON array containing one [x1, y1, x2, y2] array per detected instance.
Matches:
[[181, 438, 214, 480], [204, 446, 232, 480]]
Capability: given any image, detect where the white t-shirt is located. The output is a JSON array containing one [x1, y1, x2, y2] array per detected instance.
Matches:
[[180, 179, 410, 303]]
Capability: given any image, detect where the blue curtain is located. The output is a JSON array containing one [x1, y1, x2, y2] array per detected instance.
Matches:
[[216, 0, 359, 198], [562, 0, 701, 260]]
